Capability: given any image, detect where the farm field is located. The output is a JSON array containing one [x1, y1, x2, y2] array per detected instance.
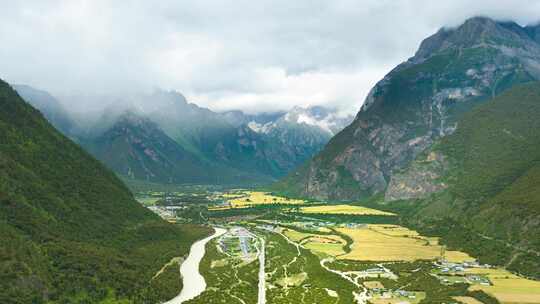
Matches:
[[282, 228, 347, 256], [209, 191, 309, 210], [298, 204, 396, 216], [337, 224, 474, 262], [453, 296, 484, 304], [137, 188, 539, 304], [230, 191, 308, 207], [466, 268, 540, 303]]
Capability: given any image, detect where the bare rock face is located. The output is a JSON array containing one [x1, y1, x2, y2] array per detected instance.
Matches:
[[385, 152, 447, 201], [281, 17, 540, 200]]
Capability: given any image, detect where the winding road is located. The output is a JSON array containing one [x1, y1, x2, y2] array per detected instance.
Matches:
[[320, 258, 369, 304], [257, 237, 266, 304]]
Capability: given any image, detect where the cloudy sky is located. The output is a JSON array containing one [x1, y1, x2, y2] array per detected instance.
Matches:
[[1, 0, 539, 114]]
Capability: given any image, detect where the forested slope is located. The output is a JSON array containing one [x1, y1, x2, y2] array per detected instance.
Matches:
[[0, 79, 211, 303]]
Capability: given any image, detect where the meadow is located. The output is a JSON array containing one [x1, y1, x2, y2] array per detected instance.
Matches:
[[298, 204, 396, 216], [337, 224, 474, 262], [282, 228, 347, 257], [466, 268, 540, 304], [231, 191, 308, 207]]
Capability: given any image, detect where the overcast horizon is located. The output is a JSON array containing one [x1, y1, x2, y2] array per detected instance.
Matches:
[[1, 0, 540, 115]]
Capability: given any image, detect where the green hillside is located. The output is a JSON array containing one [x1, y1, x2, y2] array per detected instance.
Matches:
[[0, 79, 211, 303], [440, 82, 540, 272], [275, 17, 540, 201], [394, 82, 540, 278]]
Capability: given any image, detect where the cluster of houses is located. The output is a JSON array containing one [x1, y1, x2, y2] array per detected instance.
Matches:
[[218, 227, 257, 260], [366, 284, 420, 302], [434, 260, 492, 286]]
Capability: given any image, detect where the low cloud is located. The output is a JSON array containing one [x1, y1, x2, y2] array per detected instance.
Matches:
[[0, 0, 538, 114]]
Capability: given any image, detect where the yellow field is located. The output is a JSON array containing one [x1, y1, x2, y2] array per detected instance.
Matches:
[[453, 296, 484, 304], [229, 191, 307, 208], [336, 225, 474, 262], [208, 191, 308, 211], [298, 204, 396, 216], [466, 268, 540, 304]]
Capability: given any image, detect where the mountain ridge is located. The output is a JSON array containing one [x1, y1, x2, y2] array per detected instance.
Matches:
[[385, 82, 540, 278], [16, 85, 352, 185], [0, 78, 211, 303], [277, 16, 540, 200]]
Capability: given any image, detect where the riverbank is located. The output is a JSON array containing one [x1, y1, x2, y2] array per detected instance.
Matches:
[[164, 227, 226, 304]]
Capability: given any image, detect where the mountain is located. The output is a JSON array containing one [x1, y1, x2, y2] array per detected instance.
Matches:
[[277, 17, 540, 200], [136, 92, 353, 179], [0, 79, 210, 303], [82, 111, 238, 184], [13, 84, 76, 138], [386, 82, 540, 278], [225, 105, 352, 136], [219, 106, 354, 177], [19, 86, 352, 185]]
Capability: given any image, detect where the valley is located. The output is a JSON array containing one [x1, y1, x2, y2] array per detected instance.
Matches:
[[2, 8, 540, 304], [140, 189, 540, 304]]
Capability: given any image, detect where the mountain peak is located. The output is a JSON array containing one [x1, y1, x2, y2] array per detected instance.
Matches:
[[116, 110, 151, 126], [412, 16, 540, 63]]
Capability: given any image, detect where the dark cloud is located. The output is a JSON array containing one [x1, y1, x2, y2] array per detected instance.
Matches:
[[0, 0, 538, 114]]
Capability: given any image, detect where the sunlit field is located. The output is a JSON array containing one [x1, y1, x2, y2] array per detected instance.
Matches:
[[337, 224, 474, 262], [298, 204, 396, 216], [282, 228, 347, 256], [466, 268, 540, 303], [209, 191, 309, 210]]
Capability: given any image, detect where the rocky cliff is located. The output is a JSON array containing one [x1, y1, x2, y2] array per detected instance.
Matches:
[[279, 17, 540, 200]]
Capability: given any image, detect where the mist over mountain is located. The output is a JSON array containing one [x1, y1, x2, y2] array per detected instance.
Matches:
[[279, 16, 540, 200], [3, 3, 540, 303], [0, 79, 212, 303], [15, 85, 352, 185]]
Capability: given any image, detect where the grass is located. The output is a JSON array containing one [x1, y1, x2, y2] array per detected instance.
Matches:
[[275, 272, 308, 287], [304, 241, 347, 257], [337, 225, 474, 262], [282, 229, 311, 242], [135, 196, 160, 206], [370, 292, 426, 304], [0, 79, 213, 303], [465, 268, 540, 304], [185, 238, 259, 304], [282, 228, 347, 257], [453, 296, 485, 304], [263, 231, 356, 304], [298, 204, 396, 216], [363, 281, 384, 289]]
